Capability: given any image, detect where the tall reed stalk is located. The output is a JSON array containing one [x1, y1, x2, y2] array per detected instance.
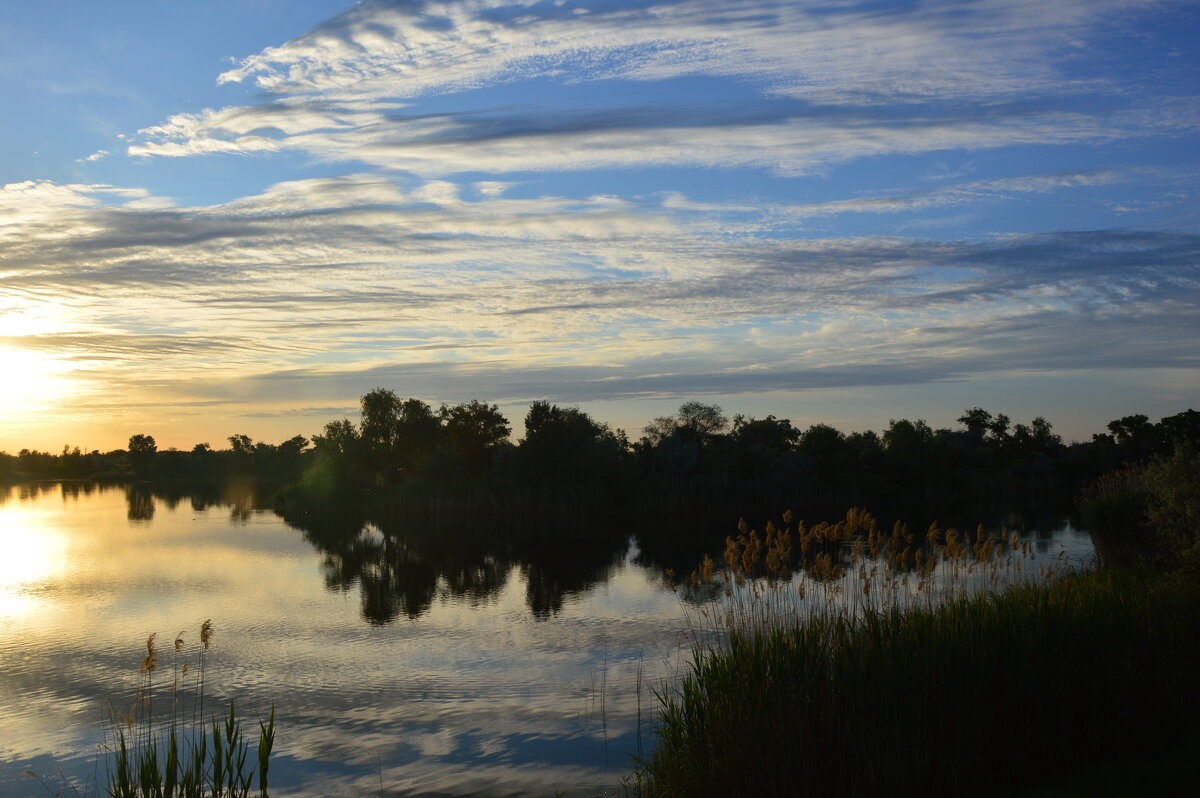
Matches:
[[106, 621, 275, 798]]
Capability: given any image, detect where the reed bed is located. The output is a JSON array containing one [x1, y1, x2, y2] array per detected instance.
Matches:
[[630, 510, 1200, 797], [103, 621, 275, 798], [1078, 463, 1152, 567]]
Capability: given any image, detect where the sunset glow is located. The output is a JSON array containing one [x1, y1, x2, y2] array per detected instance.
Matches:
[[0, 348, 77, 413], [0, 0, 1195, 450], [1, 1, 1198, 783]]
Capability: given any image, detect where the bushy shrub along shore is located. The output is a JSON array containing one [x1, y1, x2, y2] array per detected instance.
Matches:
[[1081, 445, 1200, 572]]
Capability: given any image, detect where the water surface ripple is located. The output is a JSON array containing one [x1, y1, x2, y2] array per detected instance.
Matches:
[[0, 483, 1094, 797]]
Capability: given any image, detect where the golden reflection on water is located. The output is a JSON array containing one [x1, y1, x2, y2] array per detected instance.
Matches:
[[0, 502, 66, 619], [0, 482, 691, 797]]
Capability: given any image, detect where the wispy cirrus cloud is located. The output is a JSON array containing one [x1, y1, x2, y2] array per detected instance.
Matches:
[[2, 174, 1195, 421], [126, 0, 1198, 178], [750, 168, 1146, 223], [214, 0, 1153, 103], [136, 102, 1193, 178]]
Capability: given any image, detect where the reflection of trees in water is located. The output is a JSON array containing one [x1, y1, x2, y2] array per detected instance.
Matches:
[[156, 480, 261, 522], [439, 554, 510, 609], [222, 482, 257, 522], [138, 482, 262, 522], [18, 482, 61, 501], [59, 482, 99, 502], [125, 485, 155, 522], [520, 541, 626, 618], [4, 480, 101, 505], [14, 480, 280, 525], [288, 509, 629, 624], [7, 480, 273, 525], [319, 532, 449, 623]]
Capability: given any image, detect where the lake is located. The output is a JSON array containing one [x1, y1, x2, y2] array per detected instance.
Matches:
[[0, 482, 1096, 797]]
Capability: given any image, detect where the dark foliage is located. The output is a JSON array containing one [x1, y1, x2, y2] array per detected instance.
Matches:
[[4, 398, 1197, 539]]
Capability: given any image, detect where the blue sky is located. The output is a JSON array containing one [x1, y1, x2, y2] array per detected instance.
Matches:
[[1, 0, 1197, 451]]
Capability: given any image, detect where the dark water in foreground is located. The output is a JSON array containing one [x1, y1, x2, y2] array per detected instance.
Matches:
[[0, 483, 1095, 797]]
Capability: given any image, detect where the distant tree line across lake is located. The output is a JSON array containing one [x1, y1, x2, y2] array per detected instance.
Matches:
[[2, 390, 1197, 524]]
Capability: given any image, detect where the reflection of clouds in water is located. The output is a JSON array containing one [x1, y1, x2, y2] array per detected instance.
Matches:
[[255, 591, 685, 794], [0, 486, 687, 796], [271, 759, 618, 798], [0, 686, 90, 763], [0, 485, 1093, 796]]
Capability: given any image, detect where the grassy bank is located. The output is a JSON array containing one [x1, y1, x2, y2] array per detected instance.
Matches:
[[629, 565, 1200, 797]]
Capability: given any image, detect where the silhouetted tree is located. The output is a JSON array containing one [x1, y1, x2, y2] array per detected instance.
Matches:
[[798, 424, 846, 473], [638, 401, 731, 478], [278, 435, 310, 458], [440, 400, 511, 470], [1160, 409, 1200, 450], [356, 390, 445, 482], [678, 401, 728, 439], [520, 401, 625, 484], [128, 434, 157, 477], [359, 388, 404, 478], [1107, 414, 1153, 446], [300, 419, 365, 493], [958, 407, 993, 439], [731, 414, 801, 453], [395, 398, 441, 475], [988, 413, 1012, 446]]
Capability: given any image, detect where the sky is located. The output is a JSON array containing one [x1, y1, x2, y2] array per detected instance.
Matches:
[[1, 0, 1197, 452]]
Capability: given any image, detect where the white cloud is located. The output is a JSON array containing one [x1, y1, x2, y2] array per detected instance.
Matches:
[[132, 101, 1190, 179], [214, 0, 1157, 103], [411, 179, 461, 206], [474, 181, 513, 198], [1, 176, 1195, 421], [0, 180, 157, 230], [127, 0, 1196, 178], [760, 168, 1144, 223]]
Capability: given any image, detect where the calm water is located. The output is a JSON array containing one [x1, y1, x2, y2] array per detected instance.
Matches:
[[0, 483, 1096, 797]]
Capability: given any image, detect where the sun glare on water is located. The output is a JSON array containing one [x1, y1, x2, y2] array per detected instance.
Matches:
[[0, 504, 65, 619]]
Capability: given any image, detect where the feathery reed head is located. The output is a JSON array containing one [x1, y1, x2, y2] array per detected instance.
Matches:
[[200, 619, 214, 649], [139, 633, 158, 674]]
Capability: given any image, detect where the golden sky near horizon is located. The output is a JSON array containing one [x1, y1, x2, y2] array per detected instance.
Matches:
[[1, 1, 1196, 452]]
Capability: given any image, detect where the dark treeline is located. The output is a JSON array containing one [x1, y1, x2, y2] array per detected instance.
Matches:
[[0, 432, 313, 488], [3, 391, 1198, 529], [274, 392, 1200, 531], [4, 398, 1196, 630]]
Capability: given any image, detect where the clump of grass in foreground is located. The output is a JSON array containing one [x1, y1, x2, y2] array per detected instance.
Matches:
[[105, 620, 275, 798], [629, 515, 1200, 797]]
